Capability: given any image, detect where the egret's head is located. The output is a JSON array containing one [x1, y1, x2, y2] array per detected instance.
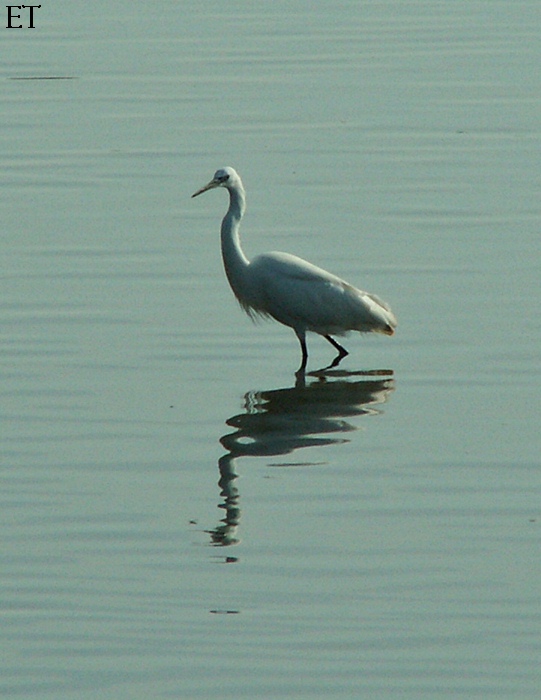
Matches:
[[192, 167, 239, 197]]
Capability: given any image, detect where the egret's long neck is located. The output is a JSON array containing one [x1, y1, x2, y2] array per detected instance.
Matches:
[[221, 184, 250, 299]]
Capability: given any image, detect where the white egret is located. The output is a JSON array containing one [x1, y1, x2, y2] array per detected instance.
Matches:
[[192, 167, 396, 374]]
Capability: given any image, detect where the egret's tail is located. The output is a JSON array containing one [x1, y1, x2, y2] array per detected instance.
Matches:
[[379, 324, 395, 336]]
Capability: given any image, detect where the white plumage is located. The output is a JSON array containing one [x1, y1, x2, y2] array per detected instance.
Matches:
[[192, 167, 396, 373]]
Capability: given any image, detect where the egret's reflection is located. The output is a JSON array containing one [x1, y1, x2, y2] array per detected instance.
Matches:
[[208, 370, 395, 547]]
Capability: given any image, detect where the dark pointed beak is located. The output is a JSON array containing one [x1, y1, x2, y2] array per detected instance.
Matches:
[[192, 179, 219, 198]]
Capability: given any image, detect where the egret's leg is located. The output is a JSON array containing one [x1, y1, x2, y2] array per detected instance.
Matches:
[[295, 329, 308, 374], [324, 335, 348, 369]]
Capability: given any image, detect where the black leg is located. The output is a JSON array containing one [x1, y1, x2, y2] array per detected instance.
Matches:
[[324, 335, 348, 369], [295, 330, 308, 375]]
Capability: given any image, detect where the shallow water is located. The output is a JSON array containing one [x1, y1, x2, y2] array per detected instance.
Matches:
[[2, 2, 541, 698]]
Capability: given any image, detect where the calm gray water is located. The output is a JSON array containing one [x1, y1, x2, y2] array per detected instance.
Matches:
[[2, 2, 540, 698]]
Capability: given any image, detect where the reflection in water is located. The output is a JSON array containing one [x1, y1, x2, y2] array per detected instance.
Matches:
[[208, 371, 395, 547]]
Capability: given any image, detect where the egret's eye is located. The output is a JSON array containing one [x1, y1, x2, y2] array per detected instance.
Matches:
[[217, 174, 230, 183]]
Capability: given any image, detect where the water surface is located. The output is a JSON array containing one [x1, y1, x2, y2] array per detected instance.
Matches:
[[2, 2, 540, 698]]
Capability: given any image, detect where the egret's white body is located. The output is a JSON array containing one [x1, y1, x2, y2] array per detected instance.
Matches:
[[192, 167, 396, 373]]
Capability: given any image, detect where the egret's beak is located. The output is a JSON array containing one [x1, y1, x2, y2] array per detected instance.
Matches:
[[192, 178, 219, 198]]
